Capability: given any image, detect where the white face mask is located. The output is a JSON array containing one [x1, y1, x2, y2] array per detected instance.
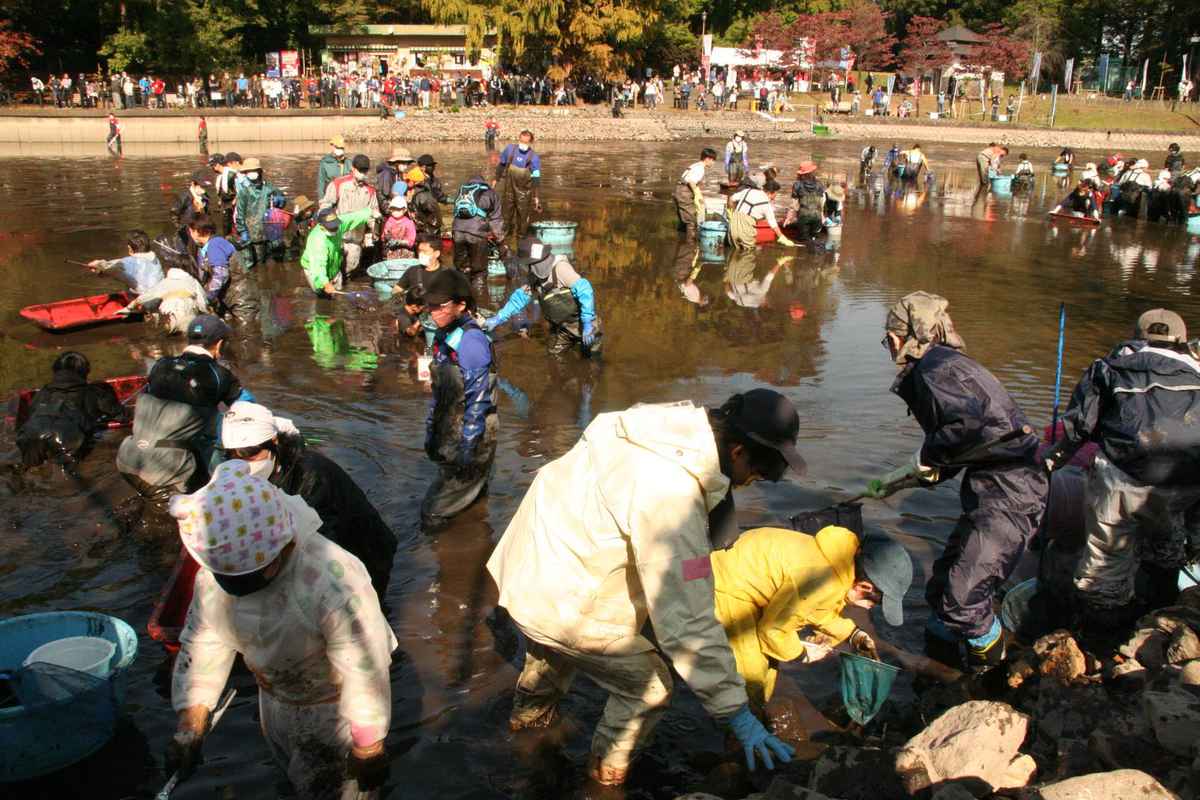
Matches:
[[518, 142, 530, 152], [334, 148, 346, 158], [353, 169, 366, 182], [245, 171, 260, 181], [246, 456, 275, 480]]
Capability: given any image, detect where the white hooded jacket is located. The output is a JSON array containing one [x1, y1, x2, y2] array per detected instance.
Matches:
[[487, 401, 748, 720]]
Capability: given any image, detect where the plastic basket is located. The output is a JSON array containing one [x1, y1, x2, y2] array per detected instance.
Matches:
[[366, 259, 420, 284], [990, 175, 1014, 193], [839, 651, 900, 725], [264, 207, 292, 243], [0, 612, 137, 782], [1188, 216, 1200, 234], [531, 220, 578, 247], [24, 637, 115, 679]]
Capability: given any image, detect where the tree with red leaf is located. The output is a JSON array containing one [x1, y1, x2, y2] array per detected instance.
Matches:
[[834, 0, 897, 72], [899, 15, 955, 114], [0, 20, 38, 76], [967, 22, 1030, 82]]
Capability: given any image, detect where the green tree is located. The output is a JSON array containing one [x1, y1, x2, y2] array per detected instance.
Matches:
[[99, 28, 150, 72], [422, 0, 666, 78]]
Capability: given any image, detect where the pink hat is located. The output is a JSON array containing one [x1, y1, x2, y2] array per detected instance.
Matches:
[[170, 460, 296, 575]]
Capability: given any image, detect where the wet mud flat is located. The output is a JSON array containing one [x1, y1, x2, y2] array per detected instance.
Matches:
[[1, 139, 1199, 798]]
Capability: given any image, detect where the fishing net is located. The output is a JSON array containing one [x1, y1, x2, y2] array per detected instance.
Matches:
[[839, 652, 900, 726], [7, 661, 112, 712]]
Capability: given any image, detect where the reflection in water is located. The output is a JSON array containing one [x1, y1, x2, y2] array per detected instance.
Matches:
[[1, 139, 1199, 798]]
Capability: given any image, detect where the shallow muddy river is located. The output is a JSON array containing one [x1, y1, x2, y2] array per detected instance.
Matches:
[[1, 138, 1198, 799]]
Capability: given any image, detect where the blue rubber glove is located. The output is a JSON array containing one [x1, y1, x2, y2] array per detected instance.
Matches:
[[581, 320, 595, 347], [482, 317, 500, 333], [728, 705, 794, 772]]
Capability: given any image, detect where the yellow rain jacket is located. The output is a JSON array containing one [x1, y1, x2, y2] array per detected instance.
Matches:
[[710, 526, 859, 706], [487, 401, 749, 721]]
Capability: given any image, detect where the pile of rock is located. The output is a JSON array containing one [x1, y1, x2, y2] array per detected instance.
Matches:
[[675, 588, 1200, 799]]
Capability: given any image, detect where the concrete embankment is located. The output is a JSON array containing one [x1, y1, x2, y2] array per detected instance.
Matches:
[[0, 106, 1197, 151]]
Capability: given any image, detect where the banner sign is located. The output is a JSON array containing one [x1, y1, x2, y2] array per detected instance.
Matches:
[[281, 50, 300, 78], [265, 52, 281, 78]]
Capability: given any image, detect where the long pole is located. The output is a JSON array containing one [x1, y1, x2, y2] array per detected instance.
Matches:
[[1050, 302, 1067, 443]]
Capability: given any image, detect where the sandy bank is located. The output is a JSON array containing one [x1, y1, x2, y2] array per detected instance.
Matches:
[[0, 106, 1194, 151]]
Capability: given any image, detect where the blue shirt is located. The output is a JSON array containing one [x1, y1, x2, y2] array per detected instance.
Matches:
[[111, 253, 164, 295], [500, 144, 541, 177]]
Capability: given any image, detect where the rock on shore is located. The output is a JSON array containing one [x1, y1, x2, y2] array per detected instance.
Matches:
[[346, 106, 1200, 151]]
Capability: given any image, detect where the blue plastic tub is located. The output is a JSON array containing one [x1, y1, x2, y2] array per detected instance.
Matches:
[[531, 220, 578, 247], [1188, 215, 1200, 234], [487, 258, 507, 277], [1052, 164, 1070, 174], [0, 611, 137, 782], [990, 175, 1014, 193], [366, 259, 420, 286], [698, 220, 726, 261]]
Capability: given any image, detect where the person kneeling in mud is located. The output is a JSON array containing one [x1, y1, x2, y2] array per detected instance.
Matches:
[[711, 526, 912, 713], [16, 352, 128, 467], [483, 237, 600, 358]]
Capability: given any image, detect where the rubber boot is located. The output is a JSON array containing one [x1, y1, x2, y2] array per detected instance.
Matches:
[[965, 635, 1006, 673], [923, 629, 964, 672]]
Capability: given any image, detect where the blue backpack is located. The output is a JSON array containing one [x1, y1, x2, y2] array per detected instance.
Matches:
[[454, 182, 490, 220]]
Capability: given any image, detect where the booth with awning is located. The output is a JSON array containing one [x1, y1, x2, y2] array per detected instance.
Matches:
[[308, 24, 497, 76]]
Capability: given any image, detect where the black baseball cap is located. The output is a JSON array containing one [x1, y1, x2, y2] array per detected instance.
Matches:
[[207, 153, 226, 166], [187, 314, 232, 346], [190, 170, 211, 186], [424, 269, 473, 307], [316, 207, 339, 232], [417, 154, 437, 167], [724, 388, 806, 477]]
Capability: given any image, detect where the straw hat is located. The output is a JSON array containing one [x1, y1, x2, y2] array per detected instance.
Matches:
[[291, 195, 314, 216], [826, 184, 846, 202], [241, 157, 262, 171], [388, 146, 413, 163]]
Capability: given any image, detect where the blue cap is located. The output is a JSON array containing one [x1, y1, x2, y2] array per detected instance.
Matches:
[[859, 535, 913, 626], [187, 314, 231, 346]]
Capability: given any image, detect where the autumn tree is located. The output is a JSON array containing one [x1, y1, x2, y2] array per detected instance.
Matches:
[[422, 0, 664, 80], [898, 15, 954, 112], [967, 22, 1029, 80], [748, 1, 895, 77], [0, 20, 39, 75]]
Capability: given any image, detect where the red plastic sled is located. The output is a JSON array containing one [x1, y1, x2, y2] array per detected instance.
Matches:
[[1048, 212, 1100, 227], [19, 291, 140, 331], [147, 546, 201, 655]]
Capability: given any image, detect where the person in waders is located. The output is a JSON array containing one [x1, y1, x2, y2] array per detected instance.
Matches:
[[976, 143, 1009, 185], [725, 131, 750, 185], [483, 237, 600, 357], [421, 270, 498, 529], [189, 215, 259, 325], [495, 129, 542, 241], [197, 116, 208, 151], [451, 174, 506, 284], [167, 460, 396, 800], [106, 112, 122, 154], [16, 352, 128, 468], [234, 157, 286, 267], [727, 171, 796, 249], [116, 315, 249, 512], [220, 401, 399, 596], [786, 162, 827, 241], [1044, 309, 1200, 644], [868, 292, 1047, 672], [675, 147, 718, 241], [486, 389, 804, 786]]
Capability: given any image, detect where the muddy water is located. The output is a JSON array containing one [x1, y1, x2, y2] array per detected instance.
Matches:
[[1, 139, 1198, 799]]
